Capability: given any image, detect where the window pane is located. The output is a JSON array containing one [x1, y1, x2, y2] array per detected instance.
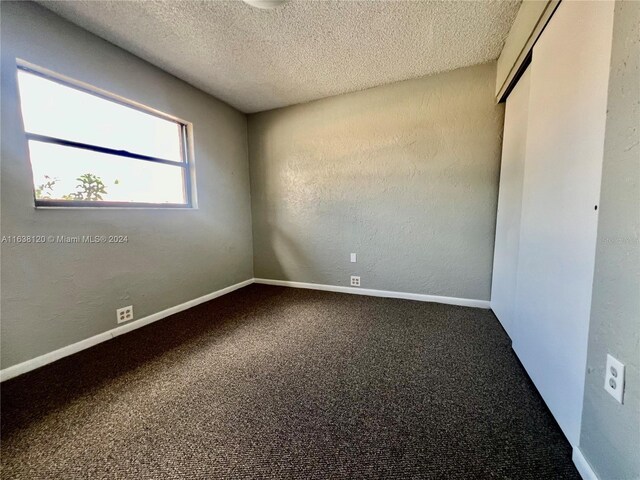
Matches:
[[29, 141, 187, 205], [18, 70, 183, 162]]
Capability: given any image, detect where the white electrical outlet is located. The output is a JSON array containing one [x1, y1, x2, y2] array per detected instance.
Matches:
[[604, 354, 625, 404], [350, 276, 360, 287], [350, 253, 357, 263], [117, 305, 134, 324]]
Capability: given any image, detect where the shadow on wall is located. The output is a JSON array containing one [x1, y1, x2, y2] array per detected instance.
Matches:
[[259, 223, 323, 283]]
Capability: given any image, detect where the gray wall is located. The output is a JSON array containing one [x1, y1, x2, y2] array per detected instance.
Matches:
[[248, 63, 504, 300], [0, 2, 254, 369], [579, 1, 640, 478]]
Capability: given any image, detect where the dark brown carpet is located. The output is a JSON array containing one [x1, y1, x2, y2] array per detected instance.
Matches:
[[1, 284, 579, 479]]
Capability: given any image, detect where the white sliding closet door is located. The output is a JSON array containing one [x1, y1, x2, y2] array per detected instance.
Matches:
[[491, 66, 530, 338], [512, 0, 615, 446]]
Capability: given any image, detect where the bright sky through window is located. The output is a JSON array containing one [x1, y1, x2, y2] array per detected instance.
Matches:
[[17, 66, 191, 207]]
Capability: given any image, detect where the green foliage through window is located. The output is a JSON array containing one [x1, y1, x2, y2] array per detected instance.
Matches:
[[35, 173, 110, 201], [35, 175, 58, 199], [62, 173, 108, 201]]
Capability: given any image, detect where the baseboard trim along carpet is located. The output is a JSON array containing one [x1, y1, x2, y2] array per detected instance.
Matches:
[[0, 279, 254, 383], [572, 448, 599, 480], [1, 284, 579, 478], [1, 278, 489, 382], [254, 278, 491, 309]]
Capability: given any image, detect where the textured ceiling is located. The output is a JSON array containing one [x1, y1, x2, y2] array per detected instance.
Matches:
[[39, 0, 521, 113]]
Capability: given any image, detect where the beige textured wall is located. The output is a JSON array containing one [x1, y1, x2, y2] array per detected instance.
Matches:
[[579, 1, 640, 478], [249, 63, 504, 300], [0, 2, 254, 369]]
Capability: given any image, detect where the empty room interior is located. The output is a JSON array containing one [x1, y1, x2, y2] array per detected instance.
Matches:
[[1, 0, 638, 478]]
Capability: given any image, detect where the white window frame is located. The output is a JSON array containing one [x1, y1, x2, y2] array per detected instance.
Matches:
[[17, 59, 197, 209]]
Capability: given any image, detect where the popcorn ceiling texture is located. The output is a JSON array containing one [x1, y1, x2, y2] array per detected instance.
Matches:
[[39, 0, 520, 113]]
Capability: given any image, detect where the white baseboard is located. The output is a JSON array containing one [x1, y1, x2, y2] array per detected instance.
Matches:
[[254, 278, 491, 309], [1, 277, 488, 382], [0, 279, 254, 383], [573, 447, 599, 480]]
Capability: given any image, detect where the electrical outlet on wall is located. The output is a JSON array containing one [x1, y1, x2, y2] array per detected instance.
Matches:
[[604, 354, 625, 404], [117, 305, 134, 324], [350, 276, 360, 287]]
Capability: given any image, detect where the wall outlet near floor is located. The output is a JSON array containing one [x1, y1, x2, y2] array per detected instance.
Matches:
[[604, 354, 625, 404], [117, 305, 134, 324], [350, 276, 361, 287], [350, 253, 357, 263]]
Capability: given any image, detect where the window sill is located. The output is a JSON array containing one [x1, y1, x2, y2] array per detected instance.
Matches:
[[35, 206, 198, 211]]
